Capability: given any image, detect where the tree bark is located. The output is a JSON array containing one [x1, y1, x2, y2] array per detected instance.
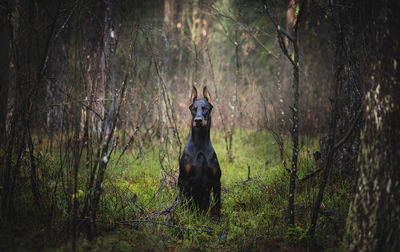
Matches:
[[264, 0, 305, 226], [308, 0, 363, 236], [286, 0, 299, 226], [331, 0, 362, 179], [344, 0, 400, 251], [45, 28, 69, 150], [163, 0, 184, 80], [84, 0, 107, 135], [0, 4, 10, 149], [2, 0, 35, 220], [86, 0, 119, 238]]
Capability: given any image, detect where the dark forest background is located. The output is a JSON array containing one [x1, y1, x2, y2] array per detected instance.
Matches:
[[0, 0, 399, 251]]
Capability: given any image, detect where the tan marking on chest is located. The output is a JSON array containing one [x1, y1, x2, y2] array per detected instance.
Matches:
[[185, 163, 191, 173], [212, 166, 218, 176]]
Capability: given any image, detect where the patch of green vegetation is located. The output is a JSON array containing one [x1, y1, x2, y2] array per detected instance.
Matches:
[[73, 130, 351, 251], [0, 130, 352, 251]]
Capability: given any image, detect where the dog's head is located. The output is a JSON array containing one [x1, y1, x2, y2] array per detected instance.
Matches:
[[189, 86, 213, 127]]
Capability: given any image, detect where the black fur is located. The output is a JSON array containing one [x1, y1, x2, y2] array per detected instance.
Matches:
[[178, 86, 221, 216]]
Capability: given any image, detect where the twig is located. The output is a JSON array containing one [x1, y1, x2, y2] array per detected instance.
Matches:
[[115, 127, 138, 166], [122, 220, 215, 233], [28, 1, 79, 117], [211, 5, 278, 60], [142, 28, 182, 157], [301, 108, 361, 187], [263, 2, 295, 42], [134, 202, 146, 216], [160, 194, 180, 215], [263, 1, 299, 66], [251, 33, 278, 60], [258, 90, 290, 172], [84, 218, 215, 233], [333, 108, 362, 151], [299, 168, 323, 183]]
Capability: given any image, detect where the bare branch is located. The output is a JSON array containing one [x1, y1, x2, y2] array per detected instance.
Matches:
[[211, 5, 278, 60], [251, 33, 279, 60], [263, 2, 296, 42], [277, 28, 295, 65], [299, 168, 323, 183], [333, 108, 362, 151], [89, 219, 215, 234]]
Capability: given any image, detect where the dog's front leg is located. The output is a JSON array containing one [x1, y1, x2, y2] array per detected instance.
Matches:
[[211, 180, 221, 217]]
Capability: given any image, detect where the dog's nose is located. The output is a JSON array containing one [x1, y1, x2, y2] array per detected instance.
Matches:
[[195, 117, 203, 125]]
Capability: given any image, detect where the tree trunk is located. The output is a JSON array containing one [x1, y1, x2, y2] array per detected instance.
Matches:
[[344, 1, 400, 251], [308, 0, 363, 236], [264, 0, 304, 226], [163, 0, 184, 81], [332, 0, 362, 179], [84, 0, 107, 135], [0, 5, 10, 149], [2, 0, 36, 220], [286, 0, 299, 226], [45, 29, 69, 153], [86, 0, 117, 238], [278, 0, 296, 128]]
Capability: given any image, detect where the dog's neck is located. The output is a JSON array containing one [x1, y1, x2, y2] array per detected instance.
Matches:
[[190, 117, 211, 151]]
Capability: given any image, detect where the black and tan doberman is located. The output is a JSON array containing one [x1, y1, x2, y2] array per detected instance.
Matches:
[[178, 86, 221, 216]]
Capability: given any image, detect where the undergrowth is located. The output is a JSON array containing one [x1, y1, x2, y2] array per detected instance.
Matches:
[[0, 130, 352, 251]]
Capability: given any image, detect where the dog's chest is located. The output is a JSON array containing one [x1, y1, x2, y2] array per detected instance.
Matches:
[[182, 150, 218, 176]]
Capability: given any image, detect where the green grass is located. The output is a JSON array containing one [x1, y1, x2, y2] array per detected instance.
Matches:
[[74, 130, 351, 251], [0, 130, 353, 251]]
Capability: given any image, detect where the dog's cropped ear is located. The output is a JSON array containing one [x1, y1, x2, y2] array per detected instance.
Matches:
[[190, 85, 197, 106], [203, 86, 213, 106]]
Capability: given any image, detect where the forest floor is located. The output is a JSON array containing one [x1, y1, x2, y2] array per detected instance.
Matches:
[[1, 130, 352, 251]]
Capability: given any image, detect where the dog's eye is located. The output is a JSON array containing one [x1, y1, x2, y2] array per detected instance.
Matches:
[[202, 105, 205, 110]]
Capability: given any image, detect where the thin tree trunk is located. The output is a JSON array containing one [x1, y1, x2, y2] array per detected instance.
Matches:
[[27, 126, 40, 204], [264, 0, 304, 226], [0, 5, 10, 149], [308, 0, 362, 236], [287, 42, 299, 226], [72, 106, 82, 252], [308, 53, 340, 236], [287, 0, 302, 226], [331, 0, 362, 179], [163, 0, 184, 80], [2, 0, 34, 219]]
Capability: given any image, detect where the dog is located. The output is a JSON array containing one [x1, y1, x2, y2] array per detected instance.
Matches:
[[177, 86, 221, 216]]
